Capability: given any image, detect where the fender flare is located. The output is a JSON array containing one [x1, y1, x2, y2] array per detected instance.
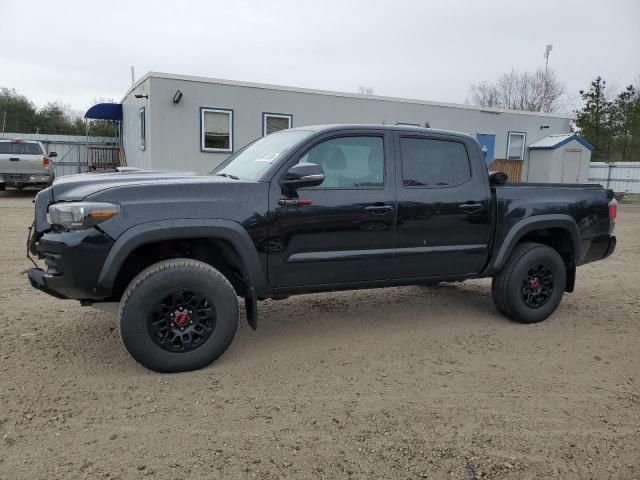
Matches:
[[486, 214, 581, 274], [97, 218, 268, 295]]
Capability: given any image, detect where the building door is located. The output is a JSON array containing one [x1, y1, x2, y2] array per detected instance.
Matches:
[[561, 149, 581, 183], [476, 134, 495, 164], [393, 134, 492, 278], [267, 132, 396, 287]]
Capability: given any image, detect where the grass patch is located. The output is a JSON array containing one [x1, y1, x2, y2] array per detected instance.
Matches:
[[621, 194, 640, 204]]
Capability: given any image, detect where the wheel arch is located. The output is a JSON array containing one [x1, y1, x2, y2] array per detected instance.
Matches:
[[98, 219, 267, 299], [487, 214, 580, 278]]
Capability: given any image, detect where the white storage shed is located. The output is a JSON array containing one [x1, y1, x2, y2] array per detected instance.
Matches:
[[526, 134, 593, 183]]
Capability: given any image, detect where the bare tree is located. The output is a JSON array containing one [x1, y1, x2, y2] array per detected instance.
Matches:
[[357, 86, 375, 95], [470, 68, 567, 113]]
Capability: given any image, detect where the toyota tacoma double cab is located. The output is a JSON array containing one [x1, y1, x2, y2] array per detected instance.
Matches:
[[27, 125, 617, 373]]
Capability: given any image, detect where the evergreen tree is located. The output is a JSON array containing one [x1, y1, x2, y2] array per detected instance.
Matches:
[[0, 87, 38, 133], [576, 77, 613, 161], [0, 87, 117, 137], [611, 85, 638, 160]]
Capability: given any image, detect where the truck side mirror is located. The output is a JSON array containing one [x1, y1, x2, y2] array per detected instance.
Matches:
[[280, 163, 325, 189], [489, 170, 508, 185], [49, 152, 58, 158]]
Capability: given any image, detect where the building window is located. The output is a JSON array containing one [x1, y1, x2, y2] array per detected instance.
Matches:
[[201, 108, 233, 152], [400, 137, 471, 188], [506, 132, 526, 160], [263, 113, 292, 136], [139, 107, 146, 151]]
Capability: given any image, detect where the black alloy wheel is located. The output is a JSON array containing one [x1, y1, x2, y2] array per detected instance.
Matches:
[[520, 265, 554, 309], [148, 290, 217, 353]]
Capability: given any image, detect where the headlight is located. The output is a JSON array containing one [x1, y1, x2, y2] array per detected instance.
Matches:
[[48, 202, 120, 230]]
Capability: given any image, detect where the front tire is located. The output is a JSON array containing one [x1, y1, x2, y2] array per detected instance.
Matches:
[[491, 242, 566, 324], [118, 259, 239, 373]]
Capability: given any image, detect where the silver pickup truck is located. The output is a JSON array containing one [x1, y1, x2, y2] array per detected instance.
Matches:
[[0, 139, 56, 190]]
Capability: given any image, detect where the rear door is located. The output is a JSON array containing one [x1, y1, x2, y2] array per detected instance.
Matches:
[[0, 141, 48, 174], [267, 130, 396, 287], [393, 133, 492, 278]]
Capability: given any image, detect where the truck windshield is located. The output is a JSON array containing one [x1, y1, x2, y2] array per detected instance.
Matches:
[[212, 130, 312, 181]]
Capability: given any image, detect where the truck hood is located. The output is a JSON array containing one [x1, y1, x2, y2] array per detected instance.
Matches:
[[50, 169, 204, 202]]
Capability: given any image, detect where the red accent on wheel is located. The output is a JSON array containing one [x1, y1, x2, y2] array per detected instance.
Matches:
[[174, 310, 191, 327]]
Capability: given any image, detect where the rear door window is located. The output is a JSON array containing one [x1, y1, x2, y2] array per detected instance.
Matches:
[[400, 137, 471, 187]]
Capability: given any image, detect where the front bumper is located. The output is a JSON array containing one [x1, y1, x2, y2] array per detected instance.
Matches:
[[27, 228, 114, 300]]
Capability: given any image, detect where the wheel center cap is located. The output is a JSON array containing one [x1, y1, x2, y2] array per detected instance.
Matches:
[[529, 278, 540, 289], [174, 310, 191, 327]]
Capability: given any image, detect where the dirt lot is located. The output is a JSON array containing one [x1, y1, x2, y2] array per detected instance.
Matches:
[[1, 190, 639, 480]]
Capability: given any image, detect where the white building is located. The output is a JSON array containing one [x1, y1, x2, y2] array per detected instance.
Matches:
[[115, 71, 573, 180]]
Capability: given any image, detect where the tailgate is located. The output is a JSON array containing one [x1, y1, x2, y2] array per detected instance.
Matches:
[[0, 154, 50, 175]]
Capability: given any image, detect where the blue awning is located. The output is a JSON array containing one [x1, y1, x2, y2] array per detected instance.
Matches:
[[84, 103, 122, 121]]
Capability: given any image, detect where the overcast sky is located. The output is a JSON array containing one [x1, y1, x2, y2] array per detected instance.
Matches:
[[1, 0, 638, 114]]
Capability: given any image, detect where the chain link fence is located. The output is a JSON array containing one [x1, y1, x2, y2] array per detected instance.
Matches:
[[0, 132, 118, 177]]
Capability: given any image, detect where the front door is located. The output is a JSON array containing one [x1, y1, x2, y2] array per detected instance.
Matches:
[[267, 132, 396, 288], [393, 133, 492, 278], [561, 149, 581, 183]]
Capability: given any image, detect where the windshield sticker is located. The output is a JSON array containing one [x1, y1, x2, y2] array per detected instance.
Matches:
[[254, 152, 280, 162]]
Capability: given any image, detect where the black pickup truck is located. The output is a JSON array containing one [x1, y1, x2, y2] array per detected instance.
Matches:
[[27, 125, 617, 372]]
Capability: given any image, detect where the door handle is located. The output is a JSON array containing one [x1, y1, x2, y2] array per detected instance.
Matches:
[[9, 157, 19, 161], [365, 204, 394, 215], [459, 203, 484, 212]]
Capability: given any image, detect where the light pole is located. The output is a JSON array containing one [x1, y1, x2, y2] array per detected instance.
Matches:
[[544, 44, 553, 75]]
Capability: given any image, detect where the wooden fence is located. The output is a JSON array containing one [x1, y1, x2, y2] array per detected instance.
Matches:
[[87, 146, 125, 170], [489, 159, 523, 182]]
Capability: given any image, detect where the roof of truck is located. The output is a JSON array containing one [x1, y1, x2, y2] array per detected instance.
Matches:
[[288, 123, 478, 141]]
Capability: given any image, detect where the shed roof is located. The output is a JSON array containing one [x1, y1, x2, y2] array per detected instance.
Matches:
[[529, 134, 593, 151]]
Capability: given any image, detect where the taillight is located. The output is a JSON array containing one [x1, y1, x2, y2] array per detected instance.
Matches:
[[43, 156, 50, 166], [608, 199, 617, 232], [609, 200, 617, 221]]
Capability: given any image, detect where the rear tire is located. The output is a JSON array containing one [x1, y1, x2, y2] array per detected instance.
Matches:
[[491, 242, 566, 324], [118, 259, 239, 373]]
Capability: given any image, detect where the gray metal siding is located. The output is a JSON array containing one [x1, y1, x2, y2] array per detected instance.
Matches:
[[125, 75, 572, 173], [121, 78, 152, 169]]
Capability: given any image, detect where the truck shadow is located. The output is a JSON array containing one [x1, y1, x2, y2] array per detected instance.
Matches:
[[59, 282, 501, 373], [0, 188, 40, 198], [224, 282, 502, 363]]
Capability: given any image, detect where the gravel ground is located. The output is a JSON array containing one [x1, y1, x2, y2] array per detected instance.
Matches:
[[1, 190, 639, 480]]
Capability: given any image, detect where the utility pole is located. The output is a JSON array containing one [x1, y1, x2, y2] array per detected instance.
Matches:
[[131, 66, 135, 85], [2, 111, 6, 134]]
